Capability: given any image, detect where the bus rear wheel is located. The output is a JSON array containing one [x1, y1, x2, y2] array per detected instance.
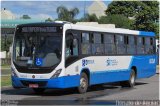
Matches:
[[77, 73, 88, 94], [33, 88, 45, 94], [121, 69, 136, 88]]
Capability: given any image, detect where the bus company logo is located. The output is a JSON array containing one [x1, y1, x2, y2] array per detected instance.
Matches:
[[106, 58, 118, 66], [82, 59, 94, 67], [149, 58, 155, 64]]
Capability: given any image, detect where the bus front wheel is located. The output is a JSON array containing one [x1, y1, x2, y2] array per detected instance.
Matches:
[[121, 69, 136, 88], [77, 73, 88, 94]]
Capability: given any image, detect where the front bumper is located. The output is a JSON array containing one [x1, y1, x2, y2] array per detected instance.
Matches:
[[11, 75, 80, 89]]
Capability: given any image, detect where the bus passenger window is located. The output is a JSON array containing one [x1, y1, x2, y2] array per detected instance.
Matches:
[[137, 37, 145, 54], [104, 34, 115, 54], [127, 36, 136, 54], [91, 33, 104, 54], [81, 32, 89, 43], [145, 37, 151, 54], [116, 35, 126, 54], [81, 32, 91, 54], [150, 38, 155, 54]]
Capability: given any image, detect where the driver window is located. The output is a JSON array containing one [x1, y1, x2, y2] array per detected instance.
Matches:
[[65, 36, 72, 58], [65, 34, 79, 58]]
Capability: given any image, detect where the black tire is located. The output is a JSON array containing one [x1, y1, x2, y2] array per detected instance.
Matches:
[[121, 69, 136, 88], [33, 88, 45, 94], [77, 73, 89, 94]]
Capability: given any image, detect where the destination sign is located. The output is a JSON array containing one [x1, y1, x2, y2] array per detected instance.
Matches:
[[21, 27, 58, 33]]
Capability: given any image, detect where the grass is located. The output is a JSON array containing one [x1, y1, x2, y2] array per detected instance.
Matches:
[[1, 64, 10, 69], [1, 75, 11, 87]]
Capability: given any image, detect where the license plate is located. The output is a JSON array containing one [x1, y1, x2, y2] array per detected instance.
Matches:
[[29, 84, 39, 88]]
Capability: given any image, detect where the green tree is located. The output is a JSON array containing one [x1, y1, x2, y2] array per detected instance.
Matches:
[[45, 18, 53, 22], [56, 6, 79, 22], [106, 1, 144, 18], [99, 15, 133, 29], [133, 1, 159, 33], [1, 36, 13, 52], [106, 1, 159, 37], [80, 14, 98, 22], [20, 15, 31, 19]]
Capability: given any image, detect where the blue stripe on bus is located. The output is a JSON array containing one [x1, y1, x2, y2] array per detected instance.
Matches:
[[139, 31, 155, 36], [12, 55, 156, 89], [90, 70, 130, 85], [11, 75, 80, 88]]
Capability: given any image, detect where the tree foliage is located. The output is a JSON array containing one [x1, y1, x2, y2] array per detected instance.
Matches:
[[99, 15, 133, 29], [106, 1, 145, 18], [133, 1, 159, 33], [80, 14, 98, 22], [106, 1, 159, 37], [20, 15, 31, 19], [56, 6, 79, 22], [1, 36, 13, 52], [45, 18, 53, 22]]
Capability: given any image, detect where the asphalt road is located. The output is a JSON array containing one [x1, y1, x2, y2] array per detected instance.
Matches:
[[1, 74, 159, 105]]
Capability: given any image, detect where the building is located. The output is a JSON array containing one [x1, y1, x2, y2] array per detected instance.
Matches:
[[1, 8, 45, 36], [1, 8, 16, 20], [88, 0, 107, 18], [1, 8, 45, 58]]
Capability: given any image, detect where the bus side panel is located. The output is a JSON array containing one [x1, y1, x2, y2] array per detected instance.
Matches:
[[90, 70, 130, 85], [65, 56, 133, 86], [131, 55, 156, 79]]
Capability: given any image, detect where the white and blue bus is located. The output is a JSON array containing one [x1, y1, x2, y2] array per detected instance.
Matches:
[[11, 21, 156, 93]]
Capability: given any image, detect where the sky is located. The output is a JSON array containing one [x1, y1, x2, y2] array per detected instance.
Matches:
[[1, 0, 112, 20]]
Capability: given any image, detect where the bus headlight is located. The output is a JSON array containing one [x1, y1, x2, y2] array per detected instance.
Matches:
[[11, 67, 18, 77], [51, 69, 62, 78]]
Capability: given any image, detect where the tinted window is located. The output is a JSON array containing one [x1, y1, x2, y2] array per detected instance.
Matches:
[[81, 44, 91, 54], [104, 34, 114, 44], [81, 32, 91, 54], [81, 32, 89, 43], [104, 34, 115, 54], [145, 37, 155, 54], [105, 44, 116, 54], [116, 35, 126, 54], [93, 33, 101, 43], [127, 36, 136, 54], [91, 33, 104, 54], [137, 37, 145, 54], [92, 44, 104, 54]]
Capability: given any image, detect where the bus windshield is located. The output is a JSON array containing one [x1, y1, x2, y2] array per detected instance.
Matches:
[[13, 33, 62, 68]]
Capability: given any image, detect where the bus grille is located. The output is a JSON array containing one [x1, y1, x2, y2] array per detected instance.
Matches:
[[21, 80, 47, 87]]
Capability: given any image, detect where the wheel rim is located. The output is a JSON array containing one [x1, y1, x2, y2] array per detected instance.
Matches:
[[80, 77, 87, 90], [130, 72, 135, 84]]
